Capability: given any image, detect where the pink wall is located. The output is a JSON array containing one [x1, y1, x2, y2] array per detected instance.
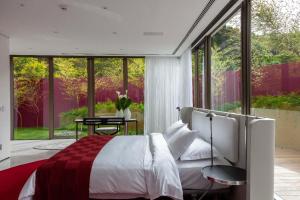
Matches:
[[15, 78, 144, 128], [213, 62, 300, 106], [15, 62, 300, 128]]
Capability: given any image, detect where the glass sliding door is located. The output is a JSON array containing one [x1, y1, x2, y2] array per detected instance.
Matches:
[[250, 0, 300, 198], [13, 57, 49, 139], [53, 58, 88, 138], [210, 10, 242, 113], [127, 58, 145, 134], [251, 0, 300, 148], [94, 57, 123, 119]]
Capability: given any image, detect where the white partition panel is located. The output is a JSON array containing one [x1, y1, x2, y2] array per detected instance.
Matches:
[[0, 34, 11, 161], [247, 118, 275, 200]]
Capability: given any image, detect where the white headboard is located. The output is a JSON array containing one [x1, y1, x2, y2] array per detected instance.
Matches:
[[191, 110, 239, 163]]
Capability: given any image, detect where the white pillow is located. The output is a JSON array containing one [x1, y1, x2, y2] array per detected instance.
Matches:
[[163, 120, 185, 142], [167, 125, 197, 160], [180, 137, 218, 161]]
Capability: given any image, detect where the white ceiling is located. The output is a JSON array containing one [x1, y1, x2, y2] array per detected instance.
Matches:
[[0, 0, 230, 56]]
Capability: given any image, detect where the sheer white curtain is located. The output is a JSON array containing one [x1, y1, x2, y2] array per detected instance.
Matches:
[[179, 48, 193, 107], [144, 48, 193, 134]]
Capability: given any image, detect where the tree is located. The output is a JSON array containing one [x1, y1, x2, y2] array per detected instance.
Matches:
[[210, 12, 241, 99], [14, 57, 48, 127], [251, 0, 300, 88], [54, 58, 88, 107], [94, 58, 123, 91], [128, 58, 144, 88], [251, 0, 300, 67]]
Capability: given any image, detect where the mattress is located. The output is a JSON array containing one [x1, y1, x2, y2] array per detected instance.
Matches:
[[176, 158, 230, 190]]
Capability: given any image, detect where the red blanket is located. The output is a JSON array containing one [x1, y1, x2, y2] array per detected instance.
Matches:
[[34, 135, 113, 200]]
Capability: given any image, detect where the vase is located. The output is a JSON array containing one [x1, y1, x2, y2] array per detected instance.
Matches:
[[124, 108, 131, 120], [115, 109, 124, 117]]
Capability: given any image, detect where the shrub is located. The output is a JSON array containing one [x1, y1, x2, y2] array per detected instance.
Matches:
[[252, 93, 300, 110], [216, 102, 241, 112]]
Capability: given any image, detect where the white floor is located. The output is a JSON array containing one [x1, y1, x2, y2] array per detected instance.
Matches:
[[0, 139, 75, 170]]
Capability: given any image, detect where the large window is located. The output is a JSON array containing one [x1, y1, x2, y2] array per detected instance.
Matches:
[[13, 57, 49, 139], [12, 56, 144, 139], [251, 0, 300, 149], [210, 10, 241, 113], [94, 57, 123, 117], [53, 58, 88, 138], [250, 0, 300, 198]]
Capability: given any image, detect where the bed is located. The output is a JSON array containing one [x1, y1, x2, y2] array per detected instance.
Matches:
[[19, 134, 183, 200], [19, 109, 241, 200]]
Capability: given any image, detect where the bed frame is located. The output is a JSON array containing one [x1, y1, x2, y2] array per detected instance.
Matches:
[[179, 107, 275, 200]]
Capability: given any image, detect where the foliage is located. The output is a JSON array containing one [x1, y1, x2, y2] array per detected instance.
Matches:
[[211, 12, 241, 98], [94, 58, 123, 90], [13, 57, 48, 127], [128, 58, 145, 88], [216, 102, 241, 112], [251, 0, 300, 68], [218, 93, 300, 112], [115, 91, 132, 110], [252, 93, 300, 110], [54, 58, 88, 106], [250, 0, 300, 90]]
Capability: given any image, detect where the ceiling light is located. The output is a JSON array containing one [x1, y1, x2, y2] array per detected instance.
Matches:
[[143, 32, 164, 36], [59, 4, 68, 11]]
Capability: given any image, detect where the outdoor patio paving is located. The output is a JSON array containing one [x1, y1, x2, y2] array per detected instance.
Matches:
[[275, 147, 300, 200]]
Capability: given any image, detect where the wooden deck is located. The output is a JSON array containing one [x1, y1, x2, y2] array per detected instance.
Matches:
[[275, 147, 300, 200]]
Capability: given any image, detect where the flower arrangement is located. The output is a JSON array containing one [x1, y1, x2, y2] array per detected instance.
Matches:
[[115, 90, 132, 111]]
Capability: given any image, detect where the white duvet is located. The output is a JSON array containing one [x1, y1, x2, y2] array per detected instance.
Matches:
[[19, 133, 183, 200]]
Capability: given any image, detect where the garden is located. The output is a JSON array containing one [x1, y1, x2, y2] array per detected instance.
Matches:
[[13, 57, 145, 139]]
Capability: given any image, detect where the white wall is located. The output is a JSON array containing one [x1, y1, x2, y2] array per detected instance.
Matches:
[[0, 34, 11, 161]]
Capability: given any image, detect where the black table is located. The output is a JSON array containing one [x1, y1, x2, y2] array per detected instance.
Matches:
[[202, 165, 246, 186], [74, 117, 138, 140]]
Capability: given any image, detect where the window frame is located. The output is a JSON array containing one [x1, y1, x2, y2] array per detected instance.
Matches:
[[191, 0, 251, 114], [10, 55, 144, 139]]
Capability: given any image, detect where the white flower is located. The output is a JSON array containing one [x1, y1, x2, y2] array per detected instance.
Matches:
[[116, 91, 121, 97]]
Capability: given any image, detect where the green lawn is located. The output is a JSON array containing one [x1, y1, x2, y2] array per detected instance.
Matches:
[[14, 128, 49, 140]]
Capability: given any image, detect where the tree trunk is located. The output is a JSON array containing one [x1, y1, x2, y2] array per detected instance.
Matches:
[[17, 109, 23, 128]]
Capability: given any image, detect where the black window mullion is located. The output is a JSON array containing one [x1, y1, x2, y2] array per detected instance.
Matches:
[[241, 0, 251, 115], [48, 57, 54, 139]]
